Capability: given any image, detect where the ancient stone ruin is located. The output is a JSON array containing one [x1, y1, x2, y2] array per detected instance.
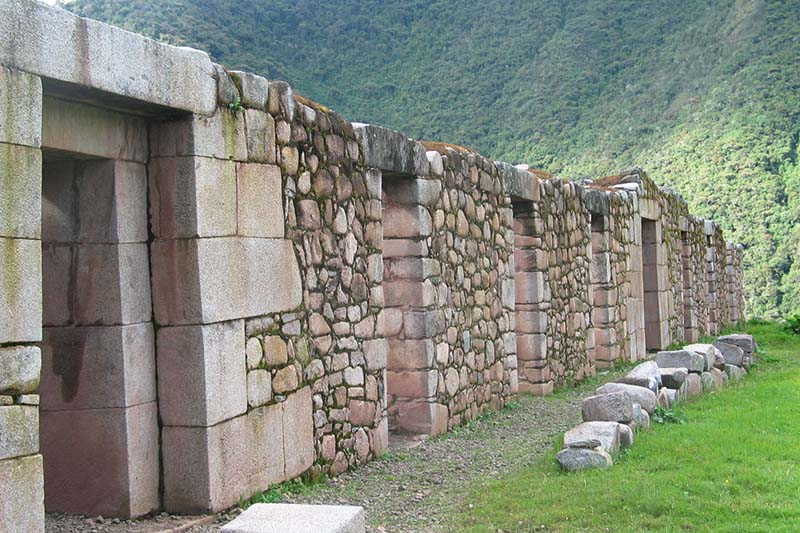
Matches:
[[0, 1, 745, 529]]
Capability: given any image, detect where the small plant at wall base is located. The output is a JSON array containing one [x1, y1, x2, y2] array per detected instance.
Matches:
[[228, 96, 244, 114], [651, 406, 686, 425], [783, 314, 800, 335]]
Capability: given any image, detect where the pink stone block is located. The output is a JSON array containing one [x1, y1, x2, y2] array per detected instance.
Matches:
[[383, 205, 432, 238], [515, 271, 544, 304], [387, 370, 437, 399], [40, 323, 156, 411], [387, 339, 434, 370], [157, 320, 246, 427], [394, 401, 448, 436], [517, 334, 546, 361], [163, 387, 313, 513], [40, 402, 159, 517]]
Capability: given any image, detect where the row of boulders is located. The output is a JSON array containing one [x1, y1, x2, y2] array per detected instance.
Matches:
[[557, 333, 755, 471]]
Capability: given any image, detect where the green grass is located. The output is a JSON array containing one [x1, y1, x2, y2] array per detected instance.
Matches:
[[458, 321, 800, 532]]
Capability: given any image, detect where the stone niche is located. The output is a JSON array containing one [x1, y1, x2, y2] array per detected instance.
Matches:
[[38, 98, 159, 518]]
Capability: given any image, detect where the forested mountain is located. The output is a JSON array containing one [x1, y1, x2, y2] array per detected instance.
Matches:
[[63, 0, 800, 318]]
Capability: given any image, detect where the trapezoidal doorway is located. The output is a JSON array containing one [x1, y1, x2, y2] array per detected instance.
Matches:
[[38, 98, 160, 518]]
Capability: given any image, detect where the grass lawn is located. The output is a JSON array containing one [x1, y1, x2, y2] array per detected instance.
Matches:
[[458, 322, 800, 532]]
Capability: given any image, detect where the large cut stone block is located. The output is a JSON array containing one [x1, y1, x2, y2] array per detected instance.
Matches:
[[383, 205, 432, 238], [713, 341, 744, 366], [0, 143, 41, 239], [387, 339, 434, 370], [151, 237, 302, 325], [387, 370, 437, 398], [41, 402, 160, 517], [655, 350, 704, 373], [42, 98, 148, 162], [157, 320, 246, 427], [515, 272, 545, 304], [42, 159, 148, 244], [236, 163, 284, 238], [683, 343, 720, 372], [42, 243, 152, 326], [0, 1, 216, 114], [149, 156, 237, 239], [221, 503, 366, 533], [0, 405, 38, 460], [353, 124, 429, 177], [163, 387, 313, 513], [0, 454, 44, 533], [0, 66, 41, 148], [0, 238, 41, 343], [517, 334, 546, 360], [393, 401, 448, 436], [40, 323, 156, 410], [151, 111, 248, 161], [717, 334, 756, 356], [0, 345, 41, 395]]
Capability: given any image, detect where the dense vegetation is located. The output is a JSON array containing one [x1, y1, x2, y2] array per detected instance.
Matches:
[[459, 321, 800, 531], [63, 0, 800, 317]]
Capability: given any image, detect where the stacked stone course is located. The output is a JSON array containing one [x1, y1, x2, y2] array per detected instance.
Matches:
[[0, 1, 747, 527]]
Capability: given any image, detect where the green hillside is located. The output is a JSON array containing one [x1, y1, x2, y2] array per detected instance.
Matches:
[[62, 0, 800, 318]]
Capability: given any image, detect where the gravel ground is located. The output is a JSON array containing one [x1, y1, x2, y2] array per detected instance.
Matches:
[[46, 369, 625, 533]]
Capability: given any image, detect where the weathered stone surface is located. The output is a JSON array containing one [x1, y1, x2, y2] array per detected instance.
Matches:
[[41, 402, 160, 517], [565, 438, 602, 449], [497, 162, 540, 202], [151, 111, 247, 161], [631, 403, 650, 430], [563, 421, 620, 454], [149, 156, 237, 239], [617, 360, 661, 392], [725, 364, 747, 382], [0, 143, 41, 239], [43, 242, 152, 327], [163, 388, 312, 513], [582, 391, 633, 423], [0, 66, 41, 149], [710, 367, 726, 388], [618, 423, 634, 447], [0, 0, 216, 114], [0, 405, 38, 460], [393, 402, 448, 435], [42, 98, 148, 163], [247, 369, 272, 408], [717, 334, 756, 355], [660, 367, 689, 389], [656, 387, 671, 409], [236, 163, 283, 238], [151, 237, 302, 325], [229, 71, 269, 109], [0, 454, 44, 533], [0, 238, 41, 343], [655, 350, 704, 373], [595, 382, 656, 414], [683, 343, 720, 372], [353, 124, 429, 176], [41, 323, 156, 410], [0, 345, 40, 396], [714, 341, 744, 367], [221, 503, 366, 533], [685, 373, 703, 398], [556, 447, 612, 472], [157, 320, 246, 427], [701, 371, 716, 392]]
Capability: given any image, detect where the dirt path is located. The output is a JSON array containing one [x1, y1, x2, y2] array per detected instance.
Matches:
[[46, 369, 625, 533]]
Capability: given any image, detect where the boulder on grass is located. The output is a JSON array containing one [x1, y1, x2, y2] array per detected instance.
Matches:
[[619, 424, 634, 448], [710, 367, 726, 388], [660, 367, 689, 389], [595, 382, 657, 414], [713, 342, 744, 367], [656, 388, 671, 409], [630, 403, 650, 431], [683, 343, 721, 372], [564, 421, 621, 454], [582, 391, 634, 423], [685, 373, 703, 399], [725, 364, 747, 382], [664, 388, 679, 406], [701, 371, 717, 392], [655, 350, 705, 373], [557, 447, 613, 472], [717, 334, 756, 356], [617, 360, 661, 392]]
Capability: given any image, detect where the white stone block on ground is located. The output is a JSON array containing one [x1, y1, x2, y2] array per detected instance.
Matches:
[[717, 334, 756, 355], [595, 382, 656, 414], [221, 503, 365, 533], [564, 421, 621, 454], [714, 341, 744, 366], [655, 350, 704, 373], [616, 360, 661, 391]]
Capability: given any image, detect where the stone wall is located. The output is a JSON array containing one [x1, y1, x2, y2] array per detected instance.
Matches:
[[0, 1, 747, 528]]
